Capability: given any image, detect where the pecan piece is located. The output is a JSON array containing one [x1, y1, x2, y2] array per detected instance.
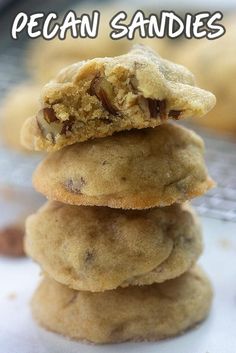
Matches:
[[42, 107, 59, 123], [36, 108, 62, 141], [147, 99, 167, 120], [159, 100, 167, 120], [147, 99, 159, 118], [169, 110, 181, 120], [130, 76, 139, 93], [61, 116, 75, 135], [89, 76, 118, 116]]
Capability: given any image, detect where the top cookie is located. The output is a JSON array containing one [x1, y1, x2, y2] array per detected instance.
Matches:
[[21, 45, 216, 152]]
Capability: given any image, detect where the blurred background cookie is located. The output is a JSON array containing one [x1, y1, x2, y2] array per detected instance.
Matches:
[[26, 6, 174, 83], [0, 82, 40, 152], [176, 15, 236, 136], [0, 81, 43, 257]]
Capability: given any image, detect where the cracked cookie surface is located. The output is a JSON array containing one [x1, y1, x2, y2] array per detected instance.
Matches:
[[26, 202, 202, 291], [21, 45, 216, 152], [33, 124, 215, 209], [31, 266, 213, 344]]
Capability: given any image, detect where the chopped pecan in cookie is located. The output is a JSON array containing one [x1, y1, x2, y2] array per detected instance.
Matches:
[[88, 76, 119, 115], [169, 110, 181, 119], [60, 116, 75, 135], [37, 108, 76, 142], [42, 107, 59, 123], [147, 99, 167, 120]]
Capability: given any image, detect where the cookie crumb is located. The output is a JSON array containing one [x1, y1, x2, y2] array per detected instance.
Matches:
[[219, 238, 232, 250], [7, 292, 17, 300]]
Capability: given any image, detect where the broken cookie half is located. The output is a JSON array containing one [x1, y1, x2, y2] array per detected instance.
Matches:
[[21, 45, 216, 152]]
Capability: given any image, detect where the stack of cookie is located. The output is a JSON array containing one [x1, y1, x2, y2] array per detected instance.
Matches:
[[22, 46, 216, 344]]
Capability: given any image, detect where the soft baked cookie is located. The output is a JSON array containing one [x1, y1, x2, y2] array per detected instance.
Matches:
[[21, 45, 216, 152], [176, 16, 236, 135], [33, 124, 215, 209], [31, 267, 213, 344], [25, 202, 202, 291], [0, 83, 40, 151]]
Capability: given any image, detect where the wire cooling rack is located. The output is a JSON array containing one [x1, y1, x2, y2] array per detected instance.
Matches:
[[183, 124, 236, 222], [0, 1, 236, 222]]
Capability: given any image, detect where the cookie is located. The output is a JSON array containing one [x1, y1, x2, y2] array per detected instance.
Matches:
[[21, 45, 216, 152], [33, 124, 214, 209], [31, 266, 213, 344], [0, 83, 40, 151], [176, 17, 236, 135], [25, 202, 202, 291], [27, 7, 179, 83]]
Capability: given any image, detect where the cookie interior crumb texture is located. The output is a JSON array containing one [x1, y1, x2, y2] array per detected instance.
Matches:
[[31, 267, 213, 344], [33, 124, 215, 209], [25, 202, 202, 291], [21, 45, 216, 152]]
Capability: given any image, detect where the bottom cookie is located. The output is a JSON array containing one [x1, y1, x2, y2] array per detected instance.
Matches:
[[31, 266, 212, 344]]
